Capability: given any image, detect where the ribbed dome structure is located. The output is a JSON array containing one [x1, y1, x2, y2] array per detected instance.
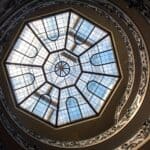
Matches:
[[0, 0, 150, 149]]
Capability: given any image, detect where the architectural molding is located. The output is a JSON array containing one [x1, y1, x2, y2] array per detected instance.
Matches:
[[116, 117, 150, 150]]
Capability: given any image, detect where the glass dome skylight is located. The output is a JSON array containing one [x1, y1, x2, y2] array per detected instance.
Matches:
[[5, 10, 120, 127]]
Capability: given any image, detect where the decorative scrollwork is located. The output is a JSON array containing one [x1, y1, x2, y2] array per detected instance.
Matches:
[[116, 117, 150, 150]]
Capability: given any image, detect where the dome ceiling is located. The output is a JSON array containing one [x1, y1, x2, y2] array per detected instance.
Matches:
[[4, 10, 120, 127], [0, 0, 149, 149]]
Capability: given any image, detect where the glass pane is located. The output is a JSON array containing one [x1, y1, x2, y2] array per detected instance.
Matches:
[[11, 73, 35, 90], [66, 97, 82, 122], [43, 16, 59, 41], [91, 50, 115, 65], [33, 98, 49, 117], [75, 20, 94, 44], [87, 81, 110, 100], [29, 12, 69, 52]]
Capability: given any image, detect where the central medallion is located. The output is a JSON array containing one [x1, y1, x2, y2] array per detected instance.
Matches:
[[44, 50, 82, 88], [55, 61, 70, 77]]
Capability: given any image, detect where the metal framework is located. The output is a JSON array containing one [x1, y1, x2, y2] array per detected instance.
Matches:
[[5, 10, 120, 127]]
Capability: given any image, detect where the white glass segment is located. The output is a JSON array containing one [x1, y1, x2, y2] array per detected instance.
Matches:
[[5, 10, 120, 127], [29, 12, 69, 52]]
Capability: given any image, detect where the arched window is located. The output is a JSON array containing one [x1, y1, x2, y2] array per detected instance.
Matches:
[[15, 38, 38, 58], [32, 94, 50, 117], [43, 16, 59, 41], [66, 97, 82, 122], [87, 80, 108, 100], [11, 73, 35, 90], [74, 20, 94, 45], [90, 50, 115, 66]]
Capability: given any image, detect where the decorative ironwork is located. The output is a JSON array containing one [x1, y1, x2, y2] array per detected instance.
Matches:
[[55, 61, 70, 77]]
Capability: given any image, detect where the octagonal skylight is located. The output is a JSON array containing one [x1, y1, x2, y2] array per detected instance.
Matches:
[[5, 10, 121, 127]]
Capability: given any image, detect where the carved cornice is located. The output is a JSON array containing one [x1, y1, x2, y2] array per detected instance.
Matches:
[[116, 117, 150, 150]]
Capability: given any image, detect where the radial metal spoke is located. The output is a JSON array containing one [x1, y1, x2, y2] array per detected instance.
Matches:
[[83, 71, 119, 78]]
